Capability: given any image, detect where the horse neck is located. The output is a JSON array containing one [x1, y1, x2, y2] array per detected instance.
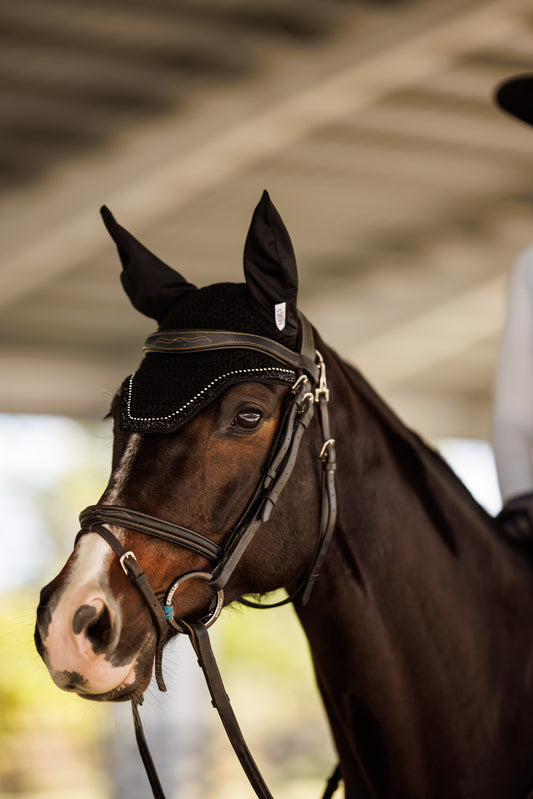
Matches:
[[294, 339, 533, 798]]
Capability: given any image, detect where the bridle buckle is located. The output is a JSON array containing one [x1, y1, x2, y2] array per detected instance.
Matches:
[[319, 439, 335, 462], [291, 374, 309, 394], [119, 550, 137, 576], [315, 350, 329, 403]]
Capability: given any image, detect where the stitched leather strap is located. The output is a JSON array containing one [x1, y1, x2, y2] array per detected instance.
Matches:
[[80, 505, 221, 562], [76, 523, 168, 692], [184, 620, 274, 799], [301, 389, 337, 605], [209, 378, 315, 593], [80, 524, 168, 639], [132, 700, 166, 799], [143, 313, 320, 382], [132, 621, 342, 799]]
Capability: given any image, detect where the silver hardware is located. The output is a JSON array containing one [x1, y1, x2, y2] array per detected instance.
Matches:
[[119, 550, 137, 576], [165, 570, 224, 632], [319, 439, 336, 462], [299, 392, 315, 414], [315, 350, 329, 402], [291, 374, 309, 394]]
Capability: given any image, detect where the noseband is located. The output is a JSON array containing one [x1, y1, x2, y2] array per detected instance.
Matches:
[[76, 312, 339, 799]]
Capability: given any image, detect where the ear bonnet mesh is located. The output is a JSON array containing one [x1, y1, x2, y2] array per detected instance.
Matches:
[[120, 283, 298, 432]]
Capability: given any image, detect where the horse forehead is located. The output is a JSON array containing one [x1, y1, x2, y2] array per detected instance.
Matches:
[[105, 432, 143, 502]]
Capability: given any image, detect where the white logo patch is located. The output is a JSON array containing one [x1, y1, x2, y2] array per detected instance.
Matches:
[[274, 302, 286, 331]]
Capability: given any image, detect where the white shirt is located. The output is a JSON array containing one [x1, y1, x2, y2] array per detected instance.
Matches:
[[492, 245, 533, 502]]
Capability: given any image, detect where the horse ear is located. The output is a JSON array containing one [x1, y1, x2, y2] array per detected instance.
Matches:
[[243, 190, 299, 337], [100, 206, 195, 322]]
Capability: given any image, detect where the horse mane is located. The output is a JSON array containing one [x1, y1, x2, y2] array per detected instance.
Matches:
[[322, 335, 495, 553]]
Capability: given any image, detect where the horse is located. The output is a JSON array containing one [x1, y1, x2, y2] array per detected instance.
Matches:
[[35, 191, 533, 799]]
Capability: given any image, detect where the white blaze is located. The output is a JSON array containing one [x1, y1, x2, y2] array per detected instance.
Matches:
[[42, 432, 144, 694]]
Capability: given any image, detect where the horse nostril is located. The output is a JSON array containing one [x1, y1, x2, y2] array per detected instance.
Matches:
[[72, 604, 97, 634], [73, 603, 113, 654]]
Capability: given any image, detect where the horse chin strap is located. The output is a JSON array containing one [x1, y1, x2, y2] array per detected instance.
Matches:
[[76, 318, 340, 799]]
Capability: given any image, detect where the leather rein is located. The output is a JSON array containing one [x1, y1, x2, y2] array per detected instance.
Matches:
[[76, 313, 341, 799]]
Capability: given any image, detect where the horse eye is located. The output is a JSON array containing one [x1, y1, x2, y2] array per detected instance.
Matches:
[[233, 410, 263, 430]]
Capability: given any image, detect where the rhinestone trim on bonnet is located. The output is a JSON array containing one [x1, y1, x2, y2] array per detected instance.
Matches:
[[124, 366, 296, 424]]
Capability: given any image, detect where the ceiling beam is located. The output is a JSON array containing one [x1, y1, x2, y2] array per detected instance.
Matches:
[[348, 273, 506, 393], [0, 0, 527, 312]]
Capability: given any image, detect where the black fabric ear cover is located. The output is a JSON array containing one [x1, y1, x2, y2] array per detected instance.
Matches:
[[495, 74, 533, 127], [100, 205, 196, 322], [105, 192, 304, 432], [243, 190, 299, 339]]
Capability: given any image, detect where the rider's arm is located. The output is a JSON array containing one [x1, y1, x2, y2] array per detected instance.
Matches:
[[492, 245, 533, 503]]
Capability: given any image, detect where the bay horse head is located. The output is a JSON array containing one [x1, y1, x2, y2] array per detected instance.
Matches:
[[34, 184, 533, 798], [35, 192, 331, 703]]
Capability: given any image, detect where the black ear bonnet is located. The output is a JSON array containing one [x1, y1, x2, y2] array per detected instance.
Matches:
[[103, 192, 304, 432]]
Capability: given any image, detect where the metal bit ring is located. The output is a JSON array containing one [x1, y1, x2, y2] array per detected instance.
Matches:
[[164, 570, 224, 632]]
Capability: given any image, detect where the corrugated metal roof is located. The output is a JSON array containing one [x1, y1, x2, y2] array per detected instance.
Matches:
[[1, 0, 532, 438]]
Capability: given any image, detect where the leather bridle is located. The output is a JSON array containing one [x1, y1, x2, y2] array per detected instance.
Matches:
[[76, 312, 340, 799]]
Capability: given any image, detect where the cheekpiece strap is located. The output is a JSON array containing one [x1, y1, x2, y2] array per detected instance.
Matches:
[[143, 312, 319, 382], [76, 521, 168, 692]]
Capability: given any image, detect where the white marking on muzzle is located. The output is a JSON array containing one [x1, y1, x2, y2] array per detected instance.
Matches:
[[42, 432, 145, 694]]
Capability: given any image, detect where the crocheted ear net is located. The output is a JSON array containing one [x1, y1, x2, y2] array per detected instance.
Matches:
[[119, 282, 298, 432]]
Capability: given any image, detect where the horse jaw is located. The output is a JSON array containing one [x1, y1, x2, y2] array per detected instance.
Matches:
[[36, 532, 153, 700]]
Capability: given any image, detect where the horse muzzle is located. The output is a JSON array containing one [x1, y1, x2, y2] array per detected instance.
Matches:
[[35, 577, 155, 700]]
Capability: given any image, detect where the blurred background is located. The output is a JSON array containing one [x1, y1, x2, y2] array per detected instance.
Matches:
[[1, 0, 531, 797]]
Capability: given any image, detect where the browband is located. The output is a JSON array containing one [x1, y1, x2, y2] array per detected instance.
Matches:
[[143, 312, 319, 382]]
